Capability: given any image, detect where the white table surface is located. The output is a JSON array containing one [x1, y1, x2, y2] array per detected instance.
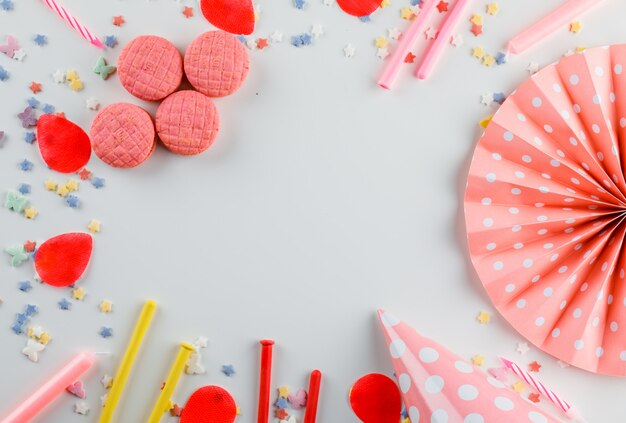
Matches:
[[2, 0, 626, 421]]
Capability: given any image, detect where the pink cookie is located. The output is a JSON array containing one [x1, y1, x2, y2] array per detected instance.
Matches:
[[156, 90, 219, 156], [90, 103, 156, 168], [118, 35, 183, 101], [184, 31, 250, 98]]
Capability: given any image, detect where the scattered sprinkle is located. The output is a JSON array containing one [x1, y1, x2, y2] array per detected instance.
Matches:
[[66, 194, 80, 208], [23, 206, 37, 219], [24, 131, 37, 144], [18, 107, 37, 128], [100, 374, 113, 389], [86, 97, 101, 111], [44, 179, 58, 191], [103, 35, 118, 48], [527, 61, 539, 74], [511, 381, 525, 393], [91, 177, 105, 189], [516, 342, 530, 355], [182, 6, 194, 18], [99, 326, 113, 338], [570, 21, 582, 34], [486, 2, 499, 15], [42, 103, 55, 114], [52, 69, 66, 84], [528, 360, 541, 372], [5, 190, 29, 213], [87, 219, 101, 233], [18, 280, 32, 292], [476, 310, 491, 324], [0, 0, 13, 11], [33, 34, 47, 46], [6, 244, 28, 266], [170, 404, 183, 416], [528, 392, 540, 403], [18, 183, 31, 195], [112, 15, 125, 26], [291, 33, 312, 47], [73, 401, 90, 415], [71, 287, 87, 301], [343, 43, 356, 58], [471, 354, 485, 366], [221, 364, 235, 376], [29, 81, 42, 94], [22, 339, 45, 362], [0, 65, 9, 81], [404, 52, 416, 63], [58, 298, 72, 310], [294, 0, 306, 9], [19, 158, 34, 171], [99, 299, 113, 313], [436, 0, 448, 13], [93, 57, 116, 80]]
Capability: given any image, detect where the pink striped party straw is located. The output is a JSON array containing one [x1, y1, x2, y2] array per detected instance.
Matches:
[[500, 357, 587, 422], [40, 0, 104, 49]]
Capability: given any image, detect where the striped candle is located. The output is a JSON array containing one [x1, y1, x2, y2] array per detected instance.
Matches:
[[500, 357, 587, 422], [40, 0, 104, 49]]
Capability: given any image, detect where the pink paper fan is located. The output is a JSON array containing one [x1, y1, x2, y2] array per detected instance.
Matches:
[[465, 45, 626, 376]]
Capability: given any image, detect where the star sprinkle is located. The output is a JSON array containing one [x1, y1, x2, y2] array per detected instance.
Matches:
[[311, 24, 324, 38], [91, 177, 105, 189], [512, 381, 525, 393], [99, 326, 113, 338], [376, 47, 389, 60], [480, 93, 493, 106], [69, 78, 84, 91], [12, 48, 25, 61], [194, 336, 208, 348], [275, 397, 289, 409], [471, 24, 483, 37], [112, 15, 125, 26], [57, 185, 70, 197], [476, 310, 491, 324], [103, 35, 118, 49], [18, 107, 37, 128], [170, 404, 183, 417], [71, 287, 86, 300], [294, 0, 306, 9], [256, 38, 269, 49], [528, 361, 541, 372], [78, 168, 92, 180], [18, 280, 32, 292], [23, 206, 37, 219], [181, 5, 193, 17], [275, 409, 289, 419], [186, 350, 206, 375], [424, 27, 437, 40], [374, 36, 388, 49], [404, 52, 416, 63], [470, 14, 483, 25], [29, 81, 42, 94], [87, 219, 101, 234], [33, 34, 47, 46], [42, 104, 55, 114], [486, 2, 499, 15], [291, 33, 312, 47], [528, 392, 540, 403], [471, 46, 484, 59], [400, 6, 414, 20], [52, 69, 66, 83], [66, 194, 80, 208], [93, 57, 116, 80], [22, 339, 45, 362], [0, 0, 13, 10], [387, 27, 401, 40], [25, 304, 38, 316], [18, 183, 31, 195], [436, 1, 448, 13], [23, 240, 36, 252], [86, 97, 100, 111], [270, 31, 284, 43], [450, 34, 464, 47], [495, 51, 508, 65], [527, 61, 539, 74], [27, 97, 40, 108], [493, 92, 506, 104], [74, 402, 90, 415], [343, 43, 356, 58], [278, 386, 290, 398], [222, 364, 235, 376], [0, 65, 8, 81], [99, 299, 113, 313], [44, 179, 57, 191], [19, 159, 34, 171], [516, 342, 530, 355], [471, 354, 485, 366], [58, 298, 72, 310], [39, 332, 52, 345], [479, 115, 492, 128], [100, 374, 113, 389], [570, 21, 582, 33], [482, 55, 495, 67]]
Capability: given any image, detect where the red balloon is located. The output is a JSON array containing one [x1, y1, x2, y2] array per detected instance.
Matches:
[[336, 0, 380, 17], [34, 233, 93, 287], [180, 386, 237, 423], [200, 0, 255, 35], [349, 373, 401, 423], [37, 114, 91, 173]]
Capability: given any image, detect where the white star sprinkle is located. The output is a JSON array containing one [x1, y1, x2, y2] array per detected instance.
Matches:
[[450, 34, 464, 47], [311, 24, 324, 39], [527, 61, 539, 74], [424, 27, 438, 40], [22, 339, 45, 362], [376, 47, 389, 60], [53, 69, 66, 84], [516, 342, 530, 355], [194, 336, 208, 348], [86, 97, 100, 111], [12, 49, 26, 61], [387, 27, 401, 40], [343, 43, 356, 58], [270, 31, 284, 44], [480, 93, 494, 106], [74, 402, 90, 415]]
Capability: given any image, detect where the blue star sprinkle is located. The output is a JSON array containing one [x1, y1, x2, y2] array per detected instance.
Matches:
[[27, 97, 39, 108], [58, 298, 72, 310], [236, 35, 247, 45], [18, 280, 32, 292], [33, 34, 47, 46], [493, 92, 506, 105], [495, 51, 508, 66], [42, 104, 55, 114], [291, 33, 312, 47], [18, 107, 37, 128], [91, 177, 105, 189], [0, 65, 8, 81], [294, 0, 306, 9], [275, 397, 289, 409], [103, 35, 118, 48], [18, 183, 30, 194], [410, 0, 422, 5], [24, 304, 38, 316], [221, 364, 235, 376], [66, 194, 80, 208], [359, 15, 371, 22], [15, 312, 28, 324], [99, 326, 113, 338], [11, 322, 24, 334], [23, 132, 36, 144], [19, 159, 33, 171], [0, 0, 14, 11]]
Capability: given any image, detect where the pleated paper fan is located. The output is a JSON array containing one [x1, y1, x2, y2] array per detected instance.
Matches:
[[465, 45, 626, 376]]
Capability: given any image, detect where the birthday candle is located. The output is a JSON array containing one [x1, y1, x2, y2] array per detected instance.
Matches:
[[303, 370, 322, 423], [257, 340, 275, 423], [40, 0, 104, 49]]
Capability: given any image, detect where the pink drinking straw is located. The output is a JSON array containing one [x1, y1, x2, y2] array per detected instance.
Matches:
[[40, 0, 104, 49], [507, 0, 604, 55], [500, 357, 587, 422], [416, 0, 472, 80], [1, 352, 95, 423], [377, 0, 439, 90]]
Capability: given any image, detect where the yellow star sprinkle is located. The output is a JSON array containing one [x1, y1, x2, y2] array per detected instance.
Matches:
[[56, 184, 70, 197], [39, 332, 52, 345], [374, 36, 388, 49], [99, 299, 113, 313], [477, 310, 491, 324], [482, 55, 495, 67], [23, 207, 38, 219], [72, 287, 87, 301], [66, 179, 79, 192], [575, 45, 586, 52], [570, 21, 582, 33], [66, 69, 79, 81], [471, 354, 485, 366], [87, 219, 101, 234], [401, 418, 411, 423], [471, 46, 485, 59], [69, 78, 84, 92], [277, 386, 290, 398], [236, 406, 241, 415], [486, 2, 499, 15], [44, 179, 58, 191], [470, 14, 483, 26], [512, 381, 525, 393], [479, 115, 493, 128], [400, 6, 415, 20], [380, 0, 390, 7]]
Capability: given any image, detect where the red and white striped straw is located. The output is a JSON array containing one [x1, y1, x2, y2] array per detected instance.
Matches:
[[500, 357, 587, 422], [40, 0, 104, 49]]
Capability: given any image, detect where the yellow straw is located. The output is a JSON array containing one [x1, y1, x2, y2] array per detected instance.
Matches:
[[99, 299, 157, 423], [147, 342, 195, 423]]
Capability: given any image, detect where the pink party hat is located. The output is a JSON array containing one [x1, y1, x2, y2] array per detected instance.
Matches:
[[377, 310, 560, 423]]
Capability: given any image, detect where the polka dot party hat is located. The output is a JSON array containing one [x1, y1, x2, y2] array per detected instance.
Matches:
[[465, 45, 626, 376], [377, 310, 559, 423]]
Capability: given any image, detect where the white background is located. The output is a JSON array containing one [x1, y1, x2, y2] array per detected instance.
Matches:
[[1, 0, 626, 422]]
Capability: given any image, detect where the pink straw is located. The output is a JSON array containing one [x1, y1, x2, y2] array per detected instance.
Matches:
[[507, 0, 604, 55], [377, 0, 439, 90], [500, 357, 587, 422], [1, 352, 95, 423], [415, 0, 472, 80], [40, 0, 104, 49]]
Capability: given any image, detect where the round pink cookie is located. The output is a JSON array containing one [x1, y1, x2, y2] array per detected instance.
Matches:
[[184, 31, 250, 98], [90, 103, 156, 168], [156, 90, 219, 156], [118, 35, 183, 101]]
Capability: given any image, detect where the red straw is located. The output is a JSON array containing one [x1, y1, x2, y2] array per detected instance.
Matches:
[[256, 339, 275, 423], [303, 369, 322, 423]]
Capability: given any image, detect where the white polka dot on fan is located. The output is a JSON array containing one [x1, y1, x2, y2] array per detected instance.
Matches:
[[398, 373, 411, 393], [409, 407, 420, 423], [464, 414, 484, 423], [424, 375, 444, 394], [389, 339, 406, 358], [431, 409, 448, 423], [419, 347, 439, 363], [528, 411, 548, 423], [494, 396, 514, 411], [458, 384, 478, 401]]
